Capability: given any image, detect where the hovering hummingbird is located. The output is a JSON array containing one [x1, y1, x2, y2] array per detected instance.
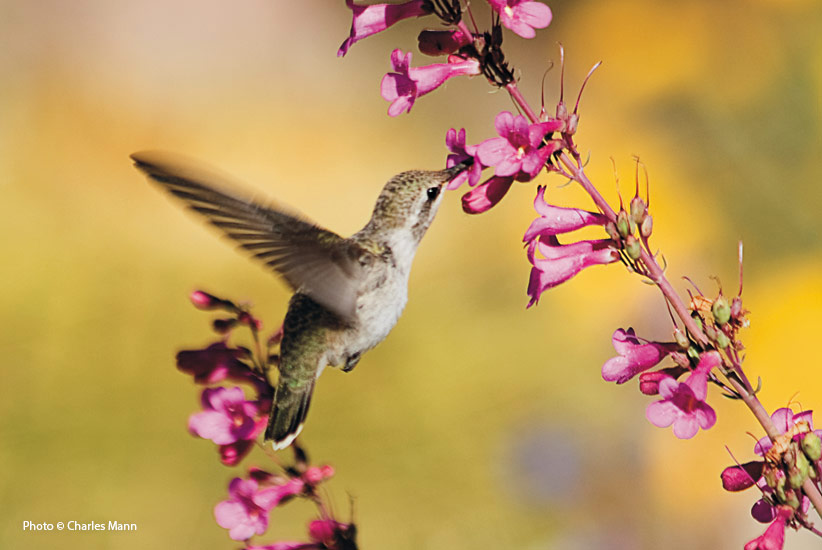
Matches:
[[131, 151, 465, 449]]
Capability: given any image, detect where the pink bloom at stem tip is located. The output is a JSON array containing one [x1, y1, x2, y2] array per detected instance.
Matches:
[[381, 50, 480, 116], [476, 111, 562, 180], [487, 0, 552, 39], [338, 0, 430, 57], [526, 236, 619, 307], [601, 328, 678, 384], [645, 351, 721, 439], [753, 407, 822, 456], [744, 506, 792, 550]]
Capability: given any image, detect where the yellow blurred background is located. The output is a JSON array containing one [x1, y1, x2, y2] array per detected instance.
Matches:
[[2, 0, 821, 548]]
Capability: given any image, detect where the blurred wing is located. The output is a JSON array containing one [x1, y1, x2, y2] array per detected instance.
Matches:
[[131, 151, 368, 321]]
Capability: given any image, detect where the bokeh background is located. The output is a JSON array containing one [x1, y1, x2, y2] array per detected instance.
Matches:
[[2, 0, 821, 548]]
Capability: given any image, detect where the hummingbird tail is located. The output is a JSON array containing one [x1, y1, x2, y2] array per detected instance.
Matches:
[[264, 379, 315, 451]]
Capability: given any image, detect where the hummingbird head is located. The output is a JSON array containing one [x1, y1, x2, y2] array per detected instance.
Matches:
[[367, 167, 461, 245]]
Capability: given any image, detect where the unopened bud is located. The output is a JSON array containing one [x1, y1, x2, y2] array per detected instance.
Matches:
[[212, 318, 237, 334], [625, 235, 641, 260], [802, 432, 822, 461], [784, 488, 801, 509], [190, 290, 220, 310], [616, 210, 631, 238], [687, 346, 701, 363], [764, 466, 783, 490], [703, 324, 717, 341], [605, 222, 620, 241], [715, 331, 731, 349], [630, 196, 646, 224], [712, 297, 731, 326], [640, 214, 653, 238], [674, 328, 690, 349], [787, 449, 810, 489]]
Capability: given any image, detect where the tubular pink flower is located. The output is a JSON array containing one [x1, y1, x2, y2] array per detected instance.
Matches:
[[526, 237, 619, 307], [487, 0, 552, 39], [189, 386, 263, 446], [476, 111, 563, 180], [418, 28, 473, 56], [753, 407, 822, 456], [215, 478, 280, 541], [445, 128, 483, 190], [338, 0, 430, 57], [308, 519, 352, 545], [744, 506, 792, 550], [523, 185, 608, 241], [176, 342, 251, 384], [461, 176, 514, 214], [381, 50, 480, 116], [601, 328, 679, 384], [721, 461, 765, 492], [645, 352, 721, 439], [638, 366, 687, 395]]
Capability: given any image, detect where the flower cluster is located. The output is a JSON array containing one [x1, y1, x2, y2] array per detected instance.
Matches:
[[178, 290, 357, 548], [720, 408, 822, 549]]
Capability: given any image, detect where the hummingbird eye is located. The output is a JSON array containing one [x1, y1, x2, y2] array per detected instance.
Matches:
[[426, 186, 440, 201]]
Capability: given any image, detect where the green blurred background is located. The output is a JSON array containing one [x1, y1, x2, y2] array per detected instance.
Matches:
[[2, 0, 821, 548]]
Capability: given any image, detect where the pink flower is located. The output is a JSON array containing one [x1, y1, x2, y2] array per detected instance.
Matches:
[[418, 28, 472, 56], [445, 128, 482, 190], [744, 506, 792, 550], [523, 185, 607, 241], [477, 111, 562, 180], [487, 0, 552, 39], [381, 50, 480, 116], [215, 477, 292, 541], [461, 176, 514, 214], [638, 366, 687, 395], [176, 342, 252, 384], [338, 0, 430, 57], [753, 407, 822, 456], [645, 351, 721, 439], [526, 236, 619, 307], [720, 461, 765, 492], [601, 328, 679, 384], [189, 387, 265, 446]]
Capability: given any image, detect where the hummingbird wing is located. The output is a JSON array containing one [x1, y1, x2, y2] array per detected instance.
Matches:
[[131, 151, 371, 322]]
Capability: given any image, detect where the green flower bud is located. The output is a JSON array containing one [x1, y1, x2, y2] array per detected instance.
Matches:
[[687, 346, 701, 363], [715, 331, 731, 349], [630, 196, 646, 224], [712, 297, 731, 326], [764, 467, 780, 489], [640, 214, 653, 238], [802, 432, 822, 461], [625, 235, 641, 260], [703, 324, 717, 341], [784, 488, 801, 509], [616, 210, 631, 238]]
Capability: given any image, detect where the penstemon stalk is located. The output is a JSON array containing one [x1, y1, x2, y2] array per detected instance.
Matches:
[[173, 2, 820, 549]]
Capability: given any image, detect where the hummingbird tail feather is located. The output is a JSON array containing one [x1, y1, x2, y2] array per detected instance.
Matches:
[[265, 380, 315, 451]]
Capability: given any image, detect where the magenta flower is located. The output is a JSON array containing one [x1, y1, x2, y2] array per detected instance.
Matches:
[[601, 328, 679, 384], [445, 128, 482, 190], [753, 407, 822, 456], [638, 366, 687, 395], [418, 28, 472, 56], [744, 506, 792, 550], [176, 342, 252, 384], [461, 176, 514, 214], [308, 519, 355, 548], [215, 477, 292, 541], [476, 111, 562, 180], [645, 351, 721, 439], [523, 185, 607, 241], [189, 386, 264, 446], [338, 0, 431, 57], [720, 461, 765, 492], [526, 236, 619, 307], [487, 0, 552, 39], [381, 50, 480, 116]]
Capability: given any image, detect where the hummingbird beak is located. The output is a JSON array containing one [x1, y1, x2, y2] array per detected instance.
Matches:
[[443, 158, 475, 181]]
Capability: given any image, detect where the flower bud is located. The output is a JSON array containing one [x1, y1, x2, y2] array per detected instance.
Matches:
[[674, 328, 690, 349], [764, 466, 784, 490], [625, 235, 641, 260], [190, 290, 220, 310], [686, 345, 701, 363], [630, 196, 646, 224], [721, 461, 764, 492], [212, 318, 237, 334], [616, 210, 631, 238], [783, 488, 801, 509], [703, 323, 717, 342], [802, 432, 822, 461], [712, 297, 731, 326], [715, 331, 731, 349], [605, 221, 620, 241], [640, 214, 653, 238], [787, 449, 810, 489]]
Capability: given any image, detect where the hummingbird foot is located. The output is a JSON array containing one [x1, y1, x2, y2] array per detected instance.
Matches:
[[342, 352, 361, 373]]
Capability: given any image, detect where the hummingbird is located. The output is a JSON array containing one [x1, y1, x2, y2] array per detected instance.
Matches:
[[131, 151, 465, 449]]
